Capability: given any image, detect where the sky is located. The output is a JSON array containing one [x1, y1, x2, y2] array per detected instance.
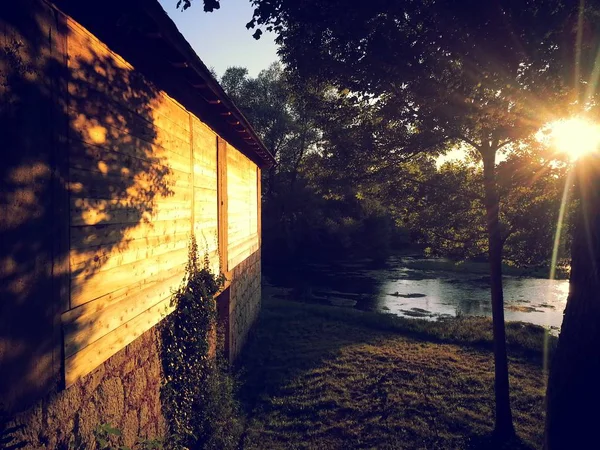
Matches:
[[158, 0, 279, 78]]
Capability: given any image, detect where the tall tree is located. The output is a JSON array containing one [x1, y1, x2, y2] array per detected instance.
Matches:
[[220, 64, 323, 260], [543, 2, 600, 448], [241, 0, 582, 437], [221, 63, 319, 196], [184, 0, 598, 443], [544, 155, 600, 450], [221, 64, 293, 195]]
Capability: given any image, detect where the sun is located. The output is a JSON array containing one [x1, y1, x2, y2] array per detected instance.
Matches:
[[539, 117, 600, 161]]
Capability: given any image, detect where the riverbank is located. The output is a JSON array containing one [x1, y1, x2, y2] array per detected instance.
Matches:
[[403, 258, 569, 280], [237, 297, 554, 449]]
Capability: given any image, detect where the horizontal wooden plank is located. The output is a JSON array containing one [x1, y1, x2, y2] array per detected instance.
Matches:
[[154, 124, 192, 159], [68, 96, 156, 143], [71, 248, 188, 306], [228, 226, 255, 239], [64, 271, 183, 357], [68, 129, 191, 171], [65, 296, 174, 386], [68, 134, 180, 173], [227, 226, 253, 237], [193, 167, 218, 184], [195, 225, 218, 239], [228, 218, 253, 228], [194, 228, 218, 247], [71, 243, 188, 282], [69, 144, 188, 182], [71, 193, 191, 210], [68, 79, 191, 143], [193, 152, 217, 166], [68, 133, 191, 175], [228, 242, 260, 270], [191, 116, 216, 144], [228, 192, 256, 203], [72, 200, 191, 226], [64, 262, 185, 321], [194, 217, 218, 227], [194, 229, 219, 243], [70, 231, 189, 273], [228, 230, 259, 247], [226, 144, 258, 268], [71, 198, 191, 217], [70, 218, 190, 249], [228, 216, 256, 227], [195, 184, 218, 198], [68, 88, 191, 147], [228, 233, 259, 253], [196, 213, 218, 227], [226, 145, 251, 163], [69, 87, 191, 146], [68, 107, 192, 163], [228, 246, 259, 267], [228, 210, 257, 219], [228, 229, 256, 242], [194, 212, 218, 224], [227, 193, 255, 204], [195, 232, 218, 245], [194, 202, 218, 213], [67, 20, 191, 135], [227, 208, 256, 217], [68, 176, 191, 202], [68, 167, 190, 201]]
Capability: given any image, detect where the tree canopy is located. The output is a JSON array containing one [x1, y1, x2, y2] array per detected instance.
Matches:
[[183, 0, 600, 444]]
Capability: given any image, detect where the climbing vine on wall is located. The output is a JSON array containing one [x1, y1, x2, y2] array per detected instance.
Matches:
[[159, 236, 243, 449]]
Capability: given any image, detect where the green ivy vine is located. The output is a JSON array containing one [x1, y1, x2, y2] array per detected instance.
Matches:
[[159, 236, 243, 449]]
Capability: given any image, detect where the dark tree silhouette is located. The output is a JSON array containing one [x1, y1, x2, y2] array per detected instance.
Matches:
[[184, 0, 600, 443], [544, 155, 600, 450], [218, 0, 579, 438]]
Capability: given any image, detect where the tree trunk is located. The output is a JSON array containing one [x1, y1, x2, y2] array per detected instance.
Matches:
[[544, 156, 600, 450], [481, 148, 515, 439]]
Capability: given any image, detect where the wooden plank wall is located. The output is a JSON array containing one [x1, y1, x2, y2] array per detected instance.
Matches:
[[192, 117, 219, 274], [60, 17, 235, 386], [227, 147, 259, 269]]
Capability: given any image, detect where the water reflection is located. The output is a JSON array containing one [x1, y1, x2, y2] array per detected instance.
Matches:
[[266, 256, 569, 333]]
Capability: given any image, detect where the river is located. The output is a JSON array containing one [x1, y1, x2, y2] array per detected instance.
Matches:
[[265, 256, 569, 333]]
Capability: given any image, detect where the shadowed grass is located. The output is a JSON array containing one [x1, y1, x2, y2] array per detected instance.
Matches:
[[237, 298, 549, 449]]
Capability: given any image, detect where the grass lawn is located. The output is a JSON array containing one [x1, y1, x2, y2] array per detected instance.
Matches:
[[236, 298, 553, 449]]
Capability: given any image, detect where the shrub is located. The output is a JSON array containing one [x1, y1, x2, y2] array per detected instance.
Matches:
[[159, 237, 242, 449]]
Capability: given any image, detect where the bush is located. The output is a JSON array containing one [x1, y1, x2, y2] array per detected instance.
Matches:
[[159, 237, 242, 449]]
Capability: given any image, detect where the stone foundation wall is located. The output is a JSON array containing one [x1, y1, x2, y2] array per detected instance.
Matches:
[[228, 249, 261, 361], [8, 328, 166, 450], [6, 250, 262, 449]]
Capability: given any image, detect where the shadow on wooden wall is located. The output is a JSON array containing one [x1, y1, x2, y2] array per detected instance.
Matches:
[[0, 0, 174, 412]]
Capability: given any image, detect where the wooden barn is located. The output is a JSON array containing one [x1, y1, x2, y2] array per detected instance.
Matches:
[[0, 0, 273, 444]]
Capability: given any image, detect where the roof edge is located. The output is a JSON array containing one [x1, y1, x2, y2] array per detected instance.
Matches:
[[140, 0, 275, 167]]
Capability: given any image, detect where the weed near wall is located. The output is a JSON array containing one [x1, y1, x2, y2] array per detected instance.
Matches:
[[159, 236, 243, 449]]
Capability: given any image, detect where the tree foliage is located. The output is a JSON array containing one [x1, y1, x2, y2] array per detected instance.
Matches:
[[221, 63, 320, 194], [401, 148, 573, 269], [186, 0, 600, 443], [220, 65, 412, 263], [236, 0, 592, 438]]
